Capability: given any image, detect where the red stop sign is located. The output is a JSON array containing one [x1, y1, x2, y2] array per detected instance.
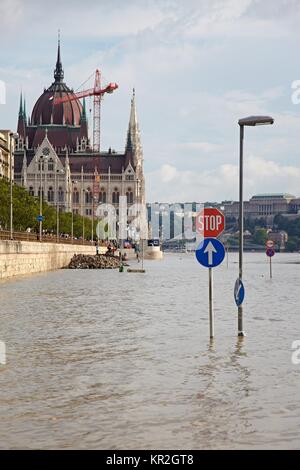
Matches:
[[196, 208, 225, 238]]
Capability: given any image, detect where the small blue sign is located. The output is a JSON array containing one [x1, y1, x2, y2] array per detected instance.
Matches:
[[36, 215, 44, 222], [195, 238, 225, 268], [234, 278, 245, 307]]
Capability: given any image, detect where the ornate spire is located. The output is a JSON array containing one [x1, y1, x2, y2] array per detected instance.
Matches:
[[80, 97, 87, 122], [129, 88, 138, 132], [79, 97, 88, 141], [23, 96, 27, 119], [54, 30, 64, 82], [18, 91, 23, 116], [17, 90, 26, 138], [125, 88, 143, 168]]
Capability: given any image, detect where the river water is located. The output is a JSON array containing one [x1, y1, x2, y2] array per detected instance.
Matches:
[[0, 252, 300, 449]]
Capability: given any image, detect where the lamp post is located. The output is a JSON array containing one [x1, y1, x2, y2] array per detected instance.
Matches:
[[237, 116, 274, 337], [82, 187, 86, 243], [71, 179, 77, 240], [39, 155, 48, 241], [55, 168, 64, 242], [9, 132, 18, 240], [91, 194, 97, 243]]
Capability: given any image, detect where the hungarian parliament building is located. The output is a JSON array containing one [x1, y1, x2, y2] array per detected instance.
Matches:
[[13, 41, 145, 219]]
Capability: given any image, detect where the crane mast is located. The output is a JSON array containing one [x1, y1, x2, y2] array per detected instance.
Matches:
[[93, 69, 101, 153], [51, 70, 118, 153]]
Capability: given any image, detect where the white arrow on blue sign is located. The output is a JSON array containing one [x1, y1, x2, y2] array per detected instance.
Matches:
[[234, 278, 245, 307], [195, 238, 225, 268]]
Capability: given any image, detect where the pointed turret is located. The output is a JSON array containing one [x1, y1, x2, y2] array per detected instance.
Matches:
[[17, 91, 26, 139], [18, 91, 23, 116], [54, 30, 64, 83], [125, 88, 143, 169], [79, 97, 88, 140], [23, 96, 27, 119]]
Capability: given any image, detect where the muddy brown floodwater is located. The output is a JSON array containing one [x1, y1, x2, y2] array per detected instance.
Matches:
[[0, 252, 300, 449]]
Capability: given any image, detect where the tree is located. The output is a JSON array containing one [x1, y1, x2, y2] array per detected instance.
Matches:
[[253, 228, 268, 246], [285, 236, 300, 252], [0, 179, 96, 239]]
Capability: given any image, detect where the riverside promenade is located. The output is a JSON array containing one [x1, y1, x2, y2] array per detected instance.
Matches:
[[0, 231, 106, 280]]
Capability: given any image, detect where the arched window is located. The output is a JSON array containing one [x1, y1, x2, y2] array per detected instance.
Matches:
[[29, 186, 34, 197], [73, 188, 79, 204], [112, 187, 119, 204], [48, 186, 54, 202], [126, 188, 133, 204], [85, 188, 93, 204], [48, 159, 54, 172], [58, 187, 64, 202], [37, 187, 44, 199], [99, 191, 106, 203]]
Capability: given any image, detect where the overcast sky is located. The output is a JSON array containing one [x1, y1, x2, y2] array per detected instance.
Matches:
[[1, 0, 300, 202]]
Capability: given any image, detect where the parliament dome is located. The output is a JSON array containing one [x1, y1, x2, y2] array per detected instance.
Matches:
[[31, 41, 82, 127]]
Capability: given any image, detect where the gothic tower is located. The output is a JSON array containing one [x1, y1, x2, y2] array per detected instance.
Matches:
[[125, 89, 145, 204]]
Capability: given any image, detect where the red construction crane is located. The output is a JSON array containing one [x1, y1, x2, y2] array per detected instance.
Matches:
[[51, 69, 118, 152]]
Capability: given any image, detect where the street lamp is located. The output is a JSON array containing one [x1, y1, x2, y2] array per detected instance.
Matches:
[[237, 115, 274, 337], [91, 194, 97, 243], [82, 187, 86, 243], [39, 155, 48, 241], [55, 168, 64, 242], [71, 179, 78, 240], [9, 132, 18, 240]]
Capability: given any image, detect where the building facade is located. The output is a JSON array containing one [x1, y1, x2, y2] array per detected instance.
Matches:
[[13, 41, 145, 221], [223, 193, 296, 225], [0, 130, 14, 180]]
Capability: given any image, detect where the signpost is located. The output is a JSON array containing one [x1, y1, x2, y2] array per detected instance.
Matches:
[[195, 208, 225, 339], [266, 242, 275, 278], [36, 215, 44, 222]]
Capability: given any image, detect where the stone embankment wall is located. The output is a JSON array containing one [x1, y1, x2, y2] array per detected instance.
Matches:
[[0, 241, 105, 280]]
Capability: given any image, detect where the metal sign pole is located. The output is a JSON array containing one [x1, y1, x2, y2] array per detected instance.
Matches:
[[270, 256, 272, 279], [209, 267, 214, 339]]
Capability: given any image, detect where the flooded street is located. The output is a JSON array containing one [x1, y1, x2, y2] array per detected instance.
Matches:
[[0, 252, 300, 449]]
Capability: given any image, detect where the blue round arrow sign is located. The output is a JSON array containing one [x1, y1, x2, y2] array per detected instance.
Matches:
[[234, 278, 245, 307], [195, 238, 225, 268]]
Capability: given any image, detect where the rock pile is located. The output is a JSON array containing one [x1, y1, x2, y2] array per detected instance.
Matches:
[[68, 254, 120, 269]]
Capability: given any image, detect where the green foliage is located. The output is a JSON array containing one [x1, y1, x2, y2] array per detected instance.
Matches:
[[273, 214, 300, 251], [274, 214, 300, 237], [244, 217, 267, 232], [285, 237, 300, 252], [0, 179, 95, 238], [253, 228, 268, 246]]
